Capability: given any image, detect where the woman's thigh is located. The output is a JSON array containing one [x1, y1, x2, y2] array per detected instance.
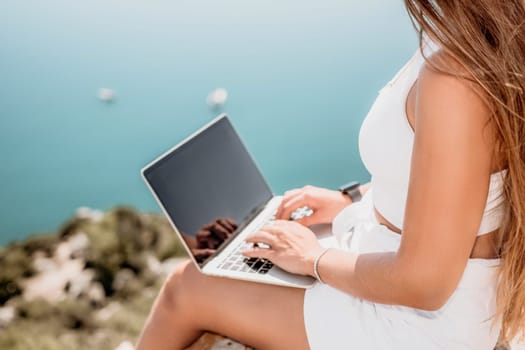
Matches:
[[172, 260, 310, 350]]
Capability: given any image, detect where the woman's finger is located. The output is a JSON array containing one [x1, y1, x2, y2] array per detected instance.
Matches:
[[245, 230, 279, 246], [283, 188, 302, 199], [258, 222, 285, 234], [291, 215, 314, 227], [275, 188, 303, 218], [241, 246, 274, 260], [277, 194, 310, 220]]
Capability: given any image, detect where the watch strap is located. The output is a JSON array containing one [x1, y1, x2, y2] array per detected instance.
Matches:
[[339, 181, 362, 203]]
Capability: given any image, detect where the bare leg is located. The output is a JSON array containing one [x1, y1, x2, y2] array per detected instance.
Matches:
[[136, 260, 310, 350]]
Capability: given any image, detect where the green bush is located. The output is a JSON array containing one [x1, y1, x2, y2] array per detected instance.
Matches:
[[0, 205, 187, 349]]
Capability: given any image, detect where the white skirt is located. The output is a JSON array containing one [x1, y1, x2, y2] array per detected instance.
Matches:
[[303, 188, 502, 350]]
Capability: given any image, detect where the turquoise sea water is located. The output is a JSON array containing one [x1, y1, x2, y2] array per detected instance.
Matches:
[[1, 0, 417, 244]]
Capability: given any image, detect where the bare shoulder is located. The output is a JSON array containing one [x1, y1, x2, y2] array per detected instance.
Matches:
[[419, 49, 490, 122], [415, 49, 498, 169]]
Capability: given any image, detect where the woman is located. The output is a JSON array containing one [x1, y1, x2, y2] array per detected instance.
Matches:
[[137, 1, 525, 349]]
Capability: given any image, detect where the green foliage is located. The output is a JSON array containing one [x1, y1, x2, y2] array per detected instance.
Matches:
[[0, 247, 32, 305], [19, 233, 59, 256], [15, 298, 96, 330], [0, 284, 161, 350], [144, 214, 187, 260], [0, 205, 187, 350], [16, 299, 54, 320], [0, 279, 21, 305], [0, 246, 35, 281]]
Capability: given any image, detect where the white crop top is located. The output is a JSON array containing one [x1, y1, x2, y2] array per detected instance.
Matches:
[[358, 39, 507, 236]]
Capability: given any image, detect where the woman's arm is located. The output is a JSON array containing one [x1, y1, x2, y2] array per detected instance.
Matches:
[[317, 55, 496, 310], [274, 182, 371, 226], [245, 53, 496, 310]]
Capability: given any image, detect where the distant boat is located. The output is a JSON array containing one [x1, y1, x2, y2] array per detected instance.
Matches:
[[97, 88, 116, 102], [206, 88, 228, 108]]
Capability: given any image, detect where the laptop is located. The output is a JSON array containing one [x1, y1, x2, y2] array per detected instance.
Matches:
[[141, 114, 316, 288]]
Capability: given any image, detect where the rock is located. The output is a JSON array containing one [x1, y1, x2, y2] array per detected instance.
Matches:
[[112, 269, 136, 292], [21, 259, 86, 302], [0, 306, 15, 327], [76, 207, 98, 220], [210, 337, 248, 350], [67, 232, 90, 256], [161, 257, 187, 275], [32, 254, 58, 273], [94, 301, 121, 322], [66, 269, 96, 299], [115, 340, 134, 350], [146, 254, 162, 275], [85, 282, 105, 307], [185, 333, 253, 350], [55, 232, 89, 262]]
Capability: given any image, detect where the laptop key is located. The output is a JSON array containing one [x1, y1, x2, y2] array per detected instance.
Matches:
[[218, 215, 278, 274], [262, 261, 273, 269], [250, 259, 265, 272]]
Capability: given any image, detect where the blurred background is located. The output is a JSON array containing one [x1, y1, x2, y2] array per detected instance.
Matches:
[[1, 0, 416, 245], [0, 1, 420, 349]]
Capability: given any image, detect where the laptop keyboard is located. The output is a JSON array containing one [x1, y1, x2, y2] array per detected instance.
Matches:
[[216, 204, 315, 274], [217, 242, 274, 274], [217, 212, 276, 274]]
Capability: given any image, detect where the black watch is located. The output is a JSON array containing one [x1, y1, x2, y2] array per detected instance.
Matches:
[[339, 181, 362, 203]]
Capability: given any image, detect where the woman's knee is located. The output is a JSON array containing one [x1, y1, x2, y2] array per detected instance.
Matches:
[[161, 259, 200, 313]]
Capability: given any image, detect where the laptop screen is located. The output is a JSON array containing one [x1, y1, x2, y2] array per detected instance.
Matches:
[[143, 116, 273, 266]]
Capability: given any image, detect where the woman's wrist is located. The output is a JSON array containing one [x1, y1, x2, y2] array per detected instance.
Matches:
[[304, 247, 325, 277], [339, 190, 354, 206], [324, 191, 354, 224], [312, 248, 331, 283], [339, 181, 362, 203]]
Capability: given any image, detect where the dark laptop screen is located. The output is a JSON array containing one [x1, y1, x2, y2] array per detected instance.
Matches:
[[143, 116, 272, 266]]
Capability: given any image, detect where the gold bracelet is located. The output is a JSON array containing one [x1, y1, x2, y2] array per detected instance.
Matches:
[[313, 248, 331, 284]]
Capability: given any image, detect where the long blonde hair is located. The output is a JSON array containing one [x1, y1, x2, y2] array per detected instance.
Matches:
[[404, 0, 525, 342]]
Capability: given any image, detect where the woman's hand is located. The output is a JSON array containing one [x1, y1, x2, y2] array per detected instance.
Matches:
[[242, 220, 325, 276], [275, 185, 352, 226]]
